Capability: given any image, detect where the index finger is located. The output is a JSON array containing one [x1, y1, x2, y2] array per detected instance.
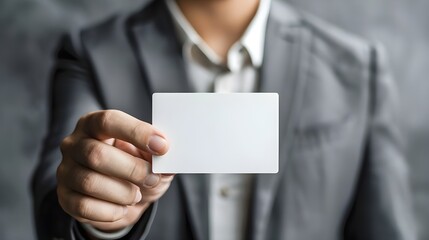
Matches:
[[78, 110, 169, 155]]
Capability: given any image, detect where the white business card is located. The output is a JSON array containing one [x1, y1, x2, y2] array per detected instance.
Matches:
[[152, 93, 278, 174]]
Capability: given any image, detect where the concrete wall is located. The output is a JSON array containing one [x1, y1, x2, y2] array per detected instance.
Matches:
[[0, 0, 427, 239]]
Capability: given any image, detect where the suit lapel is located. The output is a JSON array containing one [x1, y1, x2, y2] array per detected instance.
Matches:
[[131, 2, 208, 239], [82, 12, 152, 122], [131, 2, 192, 94], [247, 3, 311, 240], [179, 174, 210, 240]]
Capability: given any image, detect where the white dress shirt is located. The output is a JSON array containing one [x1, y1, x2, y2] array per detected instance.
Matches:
[[166, 1, 271, 240]]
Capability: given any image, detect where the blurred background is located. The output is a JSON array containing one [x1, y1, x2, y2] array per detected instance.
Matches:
[[0, 0, 427, 239]]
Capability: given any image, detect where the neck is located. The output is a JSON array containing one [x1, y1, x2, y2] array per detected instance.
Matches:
[[176, 0, 260, 62]]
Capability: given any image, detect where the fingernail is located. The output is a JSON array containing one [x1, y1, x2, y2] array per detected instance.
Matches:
[[134, 190, 142, 204], [144, 174, 160, 188], [148, 135, 167, 154]]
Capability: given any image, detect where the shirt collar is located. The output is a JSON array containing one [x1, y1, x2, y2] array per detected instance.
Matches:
[[165, 0, 271, 68]]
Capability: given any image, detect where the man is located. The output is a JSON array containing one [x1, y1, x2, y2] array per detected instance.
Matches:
[[32, 0, 416, 239]]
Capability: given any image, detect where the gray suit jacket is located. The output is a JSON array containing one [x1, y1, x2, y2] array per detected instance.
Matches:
[[32, 0, 416, 239]]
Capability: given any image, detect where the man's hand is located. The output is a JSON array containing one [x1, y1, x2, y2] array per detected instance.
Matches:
[[57, 110, 172, 232]]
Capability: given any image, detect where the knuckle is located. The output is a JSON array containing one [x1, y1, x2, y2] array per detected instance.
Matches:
[[57, 186, 71, 214], [56, 162, 66, 180], [76, 198, 92, 219], [76, 116, 85, 129], [128, 160, 146, 183], [80, 172, 98, 194], [85, 143, 104, 169], [76, 114, 89, 131], [60, 136, 73, 154], [131, 123, 150, 143], [56, 186, 65, 203], [57, 195, 67, 213], [97, 110, 115, 131]]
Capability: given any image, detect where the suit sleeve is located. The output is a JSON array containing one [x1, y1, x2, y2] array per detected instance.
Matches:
[[31, 34, 157, 240], [343, 44, 417, 240]]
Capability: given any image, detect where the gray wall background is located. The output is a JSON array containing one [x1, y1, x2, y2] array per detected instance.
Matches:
[[0, 0, 427, 239]]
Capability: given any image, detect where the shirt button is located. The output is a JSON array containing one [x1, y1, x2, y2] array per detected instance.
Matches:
[[219, 187, 229, 197]]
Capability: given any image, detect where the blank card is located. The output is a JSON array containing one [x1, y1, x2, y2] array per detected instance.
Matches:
[[152, 93, 278, 174]]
